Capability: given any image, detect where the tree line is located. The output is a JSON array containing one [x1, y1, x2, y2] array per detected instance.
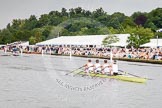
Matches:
[[0, 7, 162, 47]]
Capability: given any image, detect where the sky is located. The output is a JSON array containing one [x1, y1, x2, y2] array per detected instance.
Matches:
[[0, 0, 162, 29]]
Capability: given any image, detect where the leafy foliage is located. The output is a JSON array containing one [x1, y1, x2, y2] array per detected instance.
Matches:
[[102, 35, 119, 46], [126, 26, 154, 48], [0, 7, 161, 45]]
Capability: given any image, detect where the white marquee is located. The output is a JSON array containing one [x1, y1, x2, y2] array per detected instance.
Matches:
[[36, 34, 130, 46], [140, 39, 162, 47]]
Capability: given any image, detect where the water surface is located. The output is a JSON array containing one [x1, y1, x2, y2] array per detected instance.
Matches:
[[0, 51, 162, 108]]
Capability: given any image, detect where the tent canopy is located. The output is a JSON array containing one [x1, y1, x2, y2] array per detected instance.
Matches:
[[19, 41, 29, 46], [36, 34, 130, 46], [108, 34, 128, 47], [140, 39, 162, 47], [156, 29, 162, 32]]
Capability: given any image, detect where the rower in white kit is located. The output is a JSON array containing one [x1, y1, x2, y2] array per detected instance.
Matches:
[[101, 59, 111, 75], [94, 59, 101, 73], [112, 60, 119, 75], [84, 59, 94, 74]]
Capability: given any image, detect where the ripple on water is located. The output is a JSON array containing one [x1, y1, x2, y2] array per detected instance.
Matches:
[[0, 51, 162, 108]]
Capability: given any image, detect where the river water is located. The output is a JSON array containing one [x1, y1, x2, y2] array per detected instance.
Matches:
[[0, 51, 162, 108]]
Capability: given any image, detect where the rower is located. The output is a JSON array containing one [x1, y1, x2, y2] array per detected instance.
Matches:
[[112, 60, 119, 75], [101, 59, 111, 75], [84, 59, 94, 73], [94, 59, 101, 73], [12, 46, 19, 56]]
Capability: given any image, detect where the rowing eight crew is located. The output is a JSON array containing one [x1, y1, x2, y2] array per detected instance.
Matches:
[[84, 59, 118, 75]]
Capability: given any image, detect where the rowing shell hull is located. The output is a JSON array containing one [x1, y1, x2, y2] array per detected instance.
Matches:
[[78, 72, 147, 83]]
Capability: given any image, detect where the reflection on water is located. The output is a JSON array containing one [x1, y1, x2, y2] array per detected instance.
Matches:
[[0, 51, 162, 108]]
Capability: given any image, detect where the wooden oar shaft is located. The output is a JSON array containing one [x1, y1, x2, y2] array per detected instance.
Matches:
[[65, 66, 83, 75], [118, 70, 153, 80]]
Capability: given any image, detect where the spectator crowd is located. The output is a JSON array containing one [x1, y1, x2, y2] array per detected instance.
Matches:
[[2, 45, 161, 60]]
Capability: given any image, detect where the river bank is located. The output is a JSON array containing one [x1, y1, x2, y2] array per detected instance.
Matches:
[[51, 54, 162, 64], [8, 50, 162, 64]]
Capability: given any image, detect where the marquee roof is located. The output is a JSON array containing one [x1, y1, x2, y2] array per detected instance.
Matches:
[[36, 34, 130, 46], [140, 39, 162, 47]]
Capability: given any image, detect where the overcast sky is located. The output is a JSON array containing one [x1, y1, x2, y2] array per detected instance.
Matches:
[[0, 0, 162, 29]]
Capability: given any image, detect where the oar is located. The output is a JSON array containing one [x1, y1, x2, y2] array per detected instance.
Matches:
[[75, 66, 95, 78], [79, 66, 94, 77], [118, 70, 142, 77], [65, 66, 84, 75], [118, 70, 153, 80]]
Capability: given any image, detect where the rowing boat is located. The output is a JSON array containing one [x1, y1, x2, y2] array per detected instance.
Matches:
[[77, 71, 147, 83]]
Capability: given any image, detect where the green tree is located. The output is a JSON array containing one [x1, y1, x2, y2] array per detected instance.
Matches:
[[131, 12, 148, 26], [98, 27, 109, 35], [29, 28, 44, 44], [127, 26, 154, 48], [0, 29, 12, 44], [121, 18, 136, 28], [107, 27, 119, 34], [155, 31, 162, 38], [48, 26, 63, 39], [29, 36, 36, 45], [42, 26, 52, 39], [1, 7, 162, 45], [61, 8, 68, 17], [102, 34, 119, 46], [23, 15, 38, 30], [92, 7, 106, 18], [108, 12, 127, 29], [144, 8, 162, 29], [38, 14, 50, 27], [12, 30, 31, 42], [12, 19, 24, 30]]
